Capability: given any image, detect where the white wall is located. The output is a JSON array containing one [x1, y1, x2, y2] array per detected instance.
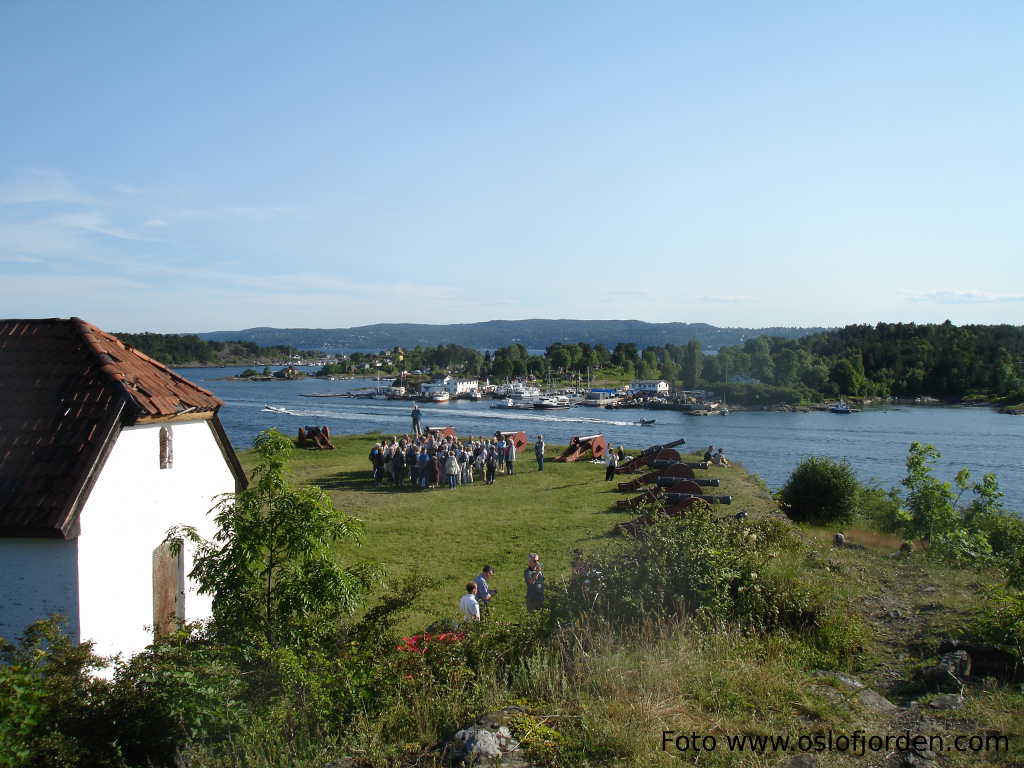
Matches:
[[77, 420, 236, 660], [0, 537, 79, 643]]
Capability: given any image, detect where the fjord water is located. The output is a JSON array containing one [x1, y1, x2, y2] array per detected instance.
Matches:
[[184, 368, 1023, 514]]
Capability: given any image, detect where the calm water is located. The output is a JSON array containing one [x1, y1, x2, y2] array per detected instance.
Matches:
[[182, 367, 1023, 514]]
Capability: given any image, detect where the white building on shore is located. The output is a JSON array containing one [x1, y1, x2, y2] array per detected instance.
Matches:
[[0, 318, 246, 660], [629, 379, 670, 395]]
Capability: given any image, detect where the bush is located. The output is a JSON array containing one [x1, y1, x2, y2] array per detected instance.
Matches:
[[780, 457, 859, 525]]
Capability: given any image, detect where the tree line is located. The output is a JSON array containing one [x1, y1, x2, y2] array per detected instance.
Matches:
[[399, 322, 1024, 403], [116, 332, 309, 366]]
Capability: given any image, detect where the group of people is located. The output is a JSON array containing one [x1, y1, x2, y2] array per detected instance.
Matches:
[[458, 554, 545, 620], [368, 429, 548, 490], [703, 444, 731, 467]]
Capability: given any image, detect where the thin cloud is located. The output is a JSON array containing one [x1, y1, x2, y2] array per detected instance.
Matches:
[[0, 170, 89, 206], [698, 295, 758, 304], [143, 218, 169, 228], [0, 254, 44, 264], [902, 289, 1024, 305], [52, 212, 148, 241]]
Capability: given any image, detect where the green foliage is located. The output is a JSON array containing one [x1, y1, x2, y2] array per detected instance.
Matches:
[[238, 368, 260, 378], [779, 456, 859, 525], [901, 442, 960, 542], [0, 619, 109, 767], [964, 584, 1024, 664], [169, 429, 379, 648], [857, 484, 909, 532], [556, 509, 860, 663]]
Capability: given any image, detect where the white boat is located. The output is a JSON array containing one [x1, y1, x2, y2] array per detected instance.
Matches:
[[534, 395, 573, 410], [469, 389, 482, 401], [830, 401, 853, 414], [263, 404, 289, 413], [506, 382, 541, 399], [430, 391, 450, 403]]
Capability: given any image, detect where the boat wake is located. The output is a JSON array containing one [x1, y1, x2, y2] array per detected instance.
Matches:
[[258, 403, 636, 428]]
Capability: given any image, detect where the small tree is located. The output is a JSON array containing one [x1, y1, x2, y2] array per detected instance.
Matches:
[[169, 429, 378, 648], [779, 456, 858, 525]]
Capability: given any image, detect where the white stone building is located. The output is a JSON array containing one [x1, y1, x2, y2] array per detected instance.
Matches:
[[0, 318, 246, 660], [629, 379, 670, 395]]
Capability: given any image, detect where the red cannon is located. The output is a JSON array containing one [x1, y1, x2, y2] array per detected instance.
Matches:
[[426, 426, 457, 440], [494, 430, 528, 452], [616, 437, 686, 474], [297, 425, 335, 450], [556, 434, 608, 462]]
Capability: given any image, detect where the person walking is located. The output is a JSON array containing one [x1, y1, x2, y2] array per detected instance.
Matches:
[[459, 582, 481, 621], [524, 553, 544, 612], [473, 566, 497, 614], [604, 448, 618, 481], [534, 434, 545, 471]]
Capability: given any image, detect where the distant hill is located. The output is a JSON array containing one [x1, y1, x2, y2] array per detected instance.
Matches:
[[197, 320, 829, 353]]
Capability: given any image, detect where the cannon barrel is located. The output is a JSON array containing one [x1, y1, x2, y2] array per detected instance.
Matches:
[[656, 476, 720, 488], [664, 493, 733, 505]]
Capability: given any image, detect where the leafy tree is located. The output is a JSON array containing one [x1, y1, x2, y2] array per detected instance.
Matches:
[[681, 339, 702, 388], [779, 457, 859, 525], [169, 429, 378, 648]]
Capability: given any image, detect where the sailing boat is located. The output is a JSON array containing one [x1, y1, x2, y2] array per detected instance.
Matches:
[[719, 357, 729, 415]]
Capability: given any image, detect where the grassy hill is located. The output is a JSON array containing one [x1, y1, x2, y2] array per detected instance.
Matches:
[[225, 435, 1023, 767], [239, 435, 775, 631]]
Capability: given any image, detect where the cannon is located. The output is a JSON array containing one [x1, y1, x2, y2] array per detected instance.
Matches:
[[616, 437, 686, 473], [494, 430, 528, 452], [656, 475, 719, 488], [617, 462, 695, 492], [426, 426, 457, 440], [556, 434, 608, 462], [297, 425, 334, 450]]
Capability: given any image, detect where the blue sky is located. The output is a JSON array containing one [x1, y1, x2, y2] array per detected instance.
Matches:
[[1, 1, 1021, 332]]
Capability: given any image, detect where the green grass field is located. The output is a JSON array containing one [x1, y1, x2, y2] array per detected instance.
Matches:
[[238, 433, 776, 631]]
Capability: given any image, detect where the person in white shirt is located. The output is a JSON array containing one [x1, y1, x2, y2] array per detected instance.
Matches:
[[459, 582, 480, 621]]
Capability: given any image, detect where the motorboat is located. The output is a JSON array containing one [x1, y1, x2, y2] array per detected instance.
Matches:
[[430, 391, 451, 403], [635, 418, 656, 426], [830, 401, 853, 414], [263, 404, 289, 414]]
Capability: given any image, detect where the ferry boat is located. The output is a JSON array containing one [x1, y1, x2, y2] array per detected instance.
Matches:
[[534, 395, 573, 410]]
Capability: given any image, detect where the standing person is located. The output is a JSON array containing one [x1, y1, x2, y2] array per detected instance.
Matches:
[[473, 566, 497, 614], [459, 582, 481, 621], [369, 443, 383, 487], [524, 553, 544, 612], [495, 436, 507, 472], [703, 444, 714, 462], [411, 404, 423, 437], [534, 434, 545, 471], [445, 452, 460, 490], [506, 437, 517, 475], [604, 448, 618, 481], [392, 445, 407, 488], [485, 448, 498, 484], [616, 445, 626, 463]]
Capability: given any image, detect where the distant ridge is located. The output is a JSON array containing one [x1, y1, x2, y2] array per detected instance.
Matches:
[[197, 320, 829, 353]]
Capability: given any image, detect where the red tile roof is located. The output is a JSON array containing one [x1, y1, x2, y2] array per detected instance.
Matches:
[[0, 318, 232, 538]]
